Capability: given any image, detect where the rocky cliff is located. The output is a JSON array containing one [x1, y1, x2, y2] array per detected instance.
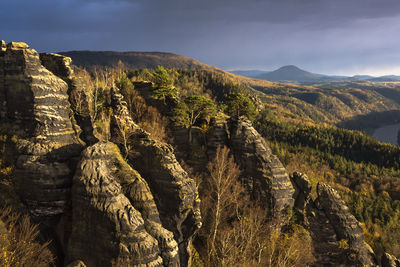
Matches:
[[68, 142, 178, 266], [291, 173, 377, 266], [0, 41, 83, 223], [0, 41, 200, 266], [109, 87, 201, 265], [207, 117, 295, 216]]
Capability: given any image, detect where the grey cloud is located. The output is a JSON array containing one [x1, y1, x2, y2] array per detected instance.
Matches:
[[1, 0, 400, 75]]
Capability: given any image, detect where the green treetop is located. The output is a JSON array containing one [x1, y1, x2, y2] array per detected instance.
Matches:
[[152, 66, 177, 104], [172, 94, 217, 143], [226, 92, 257, 121]]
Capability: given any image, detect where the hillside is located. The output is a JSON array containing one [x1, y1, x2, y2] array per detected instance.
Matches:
[[61, 50, 400, 129], [59, 50, 221, 71]]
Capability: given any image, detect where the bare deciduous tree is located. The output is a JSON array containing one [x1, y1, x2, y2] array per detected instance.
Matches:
[[197, 146, 315, 267]]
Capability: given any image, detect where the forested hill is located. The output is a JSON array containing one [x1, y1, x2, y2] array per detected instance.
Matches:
[[59, 50, 221, 70]]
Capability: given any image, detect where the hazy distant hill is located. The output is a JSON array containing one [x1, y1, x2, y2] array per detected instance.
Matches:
[[369, 75, 400, 82], [254, 65, 323, 82], [230, 69, 270, 77], [59, 51, 220, 70], [235, 65, 400, 83], [351, 75, 376, 80]]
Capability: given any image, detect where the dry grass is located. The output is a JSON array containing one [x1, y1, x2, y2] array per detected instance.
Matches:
[[0, 208, 54, 267]]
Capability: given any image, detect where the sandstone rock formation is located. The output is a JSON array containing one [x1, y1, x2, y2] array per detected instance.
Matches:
[[68, 142, 178, 266], [110, 87, 202, 265], [0, 41, 83, 220], [291, 172, 312, 224], [313, 182, 376, 266], [39, 52, 98, 145], [207, 117, 295, 215], [0, 41, 201, 266]]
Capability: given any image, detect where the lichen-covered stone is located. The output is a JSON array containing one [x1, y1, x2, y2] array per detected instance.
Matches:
[[228, 117, 295, 215], [68, 142, 175, 266], [110, 87, 201, 266], [316, 182, 377, 266]]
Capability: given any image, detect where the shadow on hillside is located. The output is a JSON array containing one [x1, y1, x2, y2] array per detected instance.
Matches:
[[337, 110, 400, 130]]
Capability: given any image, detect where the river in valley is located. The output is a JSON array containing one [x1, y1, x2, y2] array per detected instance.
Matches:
[[372, 122, 400, 145]]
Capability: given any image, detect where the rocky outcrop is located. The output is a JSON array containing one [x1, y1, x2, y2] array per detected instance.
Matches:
[[206, 115, 229, 159], [206, 117, 295, 216], [0, 41, 202, 266], [110, 87, 202, 266], [68, 142, 179, 266], [39, 52, 98, 145], [291, 172, 312, 224], [227, 117, 295, 215], [0, 42, 83, 219], [316, 182, 377, 266]]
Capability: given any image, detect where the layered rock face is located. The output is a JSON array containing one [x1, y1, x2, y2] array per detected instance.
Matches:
[[110, 88, 202, 265], [39, 52, 98, 145], [291, 172, 312, 224], [315, 182, 376, 266], [291, 178, 377, 266], [0, 42, 82, 218], [68, 142, 178, 266], [207, 117, 295, 215]]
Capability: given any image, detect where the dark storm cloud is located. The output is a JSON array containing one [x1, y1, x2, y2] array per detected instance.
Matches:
[[1, 0, 400, 75]]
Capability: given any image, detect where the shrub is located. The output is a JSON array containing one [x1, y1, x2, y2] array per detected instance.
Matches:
[[0, 208, 54, 267]]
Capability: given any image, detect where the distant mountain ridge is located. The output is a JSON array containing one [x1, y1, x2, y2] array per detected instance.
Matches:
[[230, 69, 270, 77], [232, 65, 400, 83], [59, 50, 220, 71]]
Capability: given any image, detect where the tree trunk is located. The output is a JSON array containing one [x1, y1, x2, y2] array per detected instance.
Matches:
[[188, 125, 193, 144]]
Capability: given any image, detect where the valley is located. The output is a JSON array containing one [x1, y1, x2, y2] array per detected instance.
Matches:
[[372, 122, 400, 145]]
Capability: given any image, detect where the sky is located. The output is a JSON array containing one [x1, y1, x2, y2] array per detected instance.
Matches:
[[1, 0, 400, 76]]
